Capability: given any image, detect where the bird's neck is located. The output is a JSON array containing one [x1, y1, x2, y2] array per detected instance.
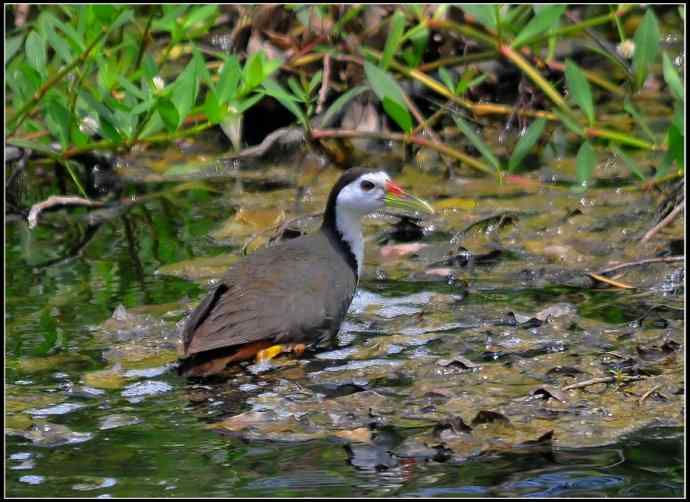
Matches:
[[322, 208, 364, 280], [334, 208, 363, 277]]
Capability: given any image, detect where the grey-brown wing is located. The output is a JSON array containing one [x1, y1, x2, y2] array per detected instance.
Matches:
[[182, 234, 356, 356]]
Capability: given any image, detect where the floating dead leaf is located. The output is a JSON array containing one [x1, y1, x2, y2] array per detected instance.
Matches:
[[433, 416, 473, 438], [546, 366, 587, 378], [437, 356, 480, 370], [210, 411, 276, 432], [395, 435, 452, 462], [11, 422, 94, 447], [528, 385, 569, 403], [518, 429, 555, 446], [6, 389, 65, 413], [212, 208, 286, 241], [424, 267, 455, 277], [17, 353, 93, 374], [380, 242, 428, 259], [636, 340, 680, 361], [104, 343, 178, 370], [534, 303, 577, 321], [6, 413, 33, 432], [83, 368, 127, 390], [334, 427, 372, 443], [156, 253, 238, 281], [471, 410, 510, 426]]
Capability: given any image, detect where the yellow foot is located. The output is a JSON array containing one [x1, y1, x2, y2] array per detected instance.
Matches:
[[256, 344, 284, 363]]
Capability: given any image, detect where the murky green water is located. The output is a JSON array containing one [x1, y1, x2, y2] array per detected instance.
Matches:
[[5, 161, 684, 497]]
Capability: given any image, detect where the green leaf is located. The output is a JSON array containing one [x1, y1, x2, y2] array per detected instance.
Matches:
[[632, 9, 660, 90], [287, 77, 307, 102], [438, 67, 456, 94], [235, 93, 264, 114], [203, 90, 223, 123], [575, 141, 597, 188], [16, 63, 42, 101], [461, 5, 497, 30], [565, 59, 594, 126], [623, 98, 656, 144], [170, 55, 200, 127], [97, 59, 117, 92], [381, 10, 406, 70], [116, 75, 146, 100], [610, 145, 646, 181], [44, 97, 72, 148], [382, 97, 412, 133], [93, 5, 117, 23], [308, 70, 323, 94], [363, 61, 413, 133], [457, 71, 487, 95], [183, 5, 219, 32], [6, 138, 59, 157], [262, 57, 283, 80], [320, 85, 369, 128], [142, 53, 158, 80], [25, 31, 47, 74], [662, 52, 684, 101], [512, 5, 566, 47], [157, 97, 180, 132], [262, 78, 307, 127], [41, 15, 73, 65], [667, 123, 684, 170], [216, 55, 242, 104], [51, 15, 85, 52], [242, 52, 266, 94], [405, 24, 429, 68], [78, 90, 122, 143], [6, 34, 24, 64], [453, 114, 500, 171], [508, 118, 546, 172]]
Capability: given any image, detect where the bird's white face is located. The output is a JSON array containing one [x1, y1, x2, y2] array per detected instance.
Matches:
[[335, 171, 391, 216]]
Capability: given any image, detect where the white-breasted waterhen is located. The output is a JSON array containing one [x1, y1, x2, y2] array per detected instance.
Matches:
[[178, 168, 434, 377]]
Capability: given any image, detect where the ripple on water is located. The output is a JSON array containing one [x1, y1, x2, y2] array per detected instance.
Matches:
[[121, 380, 172, 399]]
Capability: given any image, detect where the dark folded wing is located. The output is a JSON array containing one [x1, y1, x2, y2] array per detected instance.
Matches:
[[181, 233, 356, 357]]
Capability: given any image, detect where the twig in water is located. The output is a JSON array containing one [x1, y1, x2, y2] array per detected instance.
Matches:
[[640, 200, 684, 243], [638, 385, 662, 405], [316, 53, 331, 115], [588, 272, 635, 289], [28, 196, 104, 229], [562, 375, 644, 391], [597, 256, 685, 275]]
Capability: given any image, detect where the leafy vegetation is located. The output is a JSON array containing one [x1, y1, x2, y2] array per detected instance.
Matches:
[[4, 5, 685, 195]]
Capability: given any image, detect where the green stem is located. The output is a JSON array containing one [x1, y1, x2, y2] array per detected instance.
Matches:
[[519, 5, 634, 48], [610, 5, 626, 42], [585, 127, 658, 150], [61, 159, 89, 198], [63, 122, 215, 158], [417, 50, 497, 72]]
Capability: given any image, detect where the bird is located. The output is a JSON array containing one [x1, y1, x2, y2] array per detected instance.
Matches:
[[177, 168, 434, 377]]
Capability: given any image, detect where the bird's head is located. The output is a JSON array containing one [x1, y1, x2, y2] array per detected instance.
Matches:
[[333, 169, 434, 217]]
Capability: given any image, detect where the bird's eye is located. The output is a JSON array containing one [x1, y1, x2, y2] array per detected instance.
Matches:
[[360, 180, 375, 191]]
